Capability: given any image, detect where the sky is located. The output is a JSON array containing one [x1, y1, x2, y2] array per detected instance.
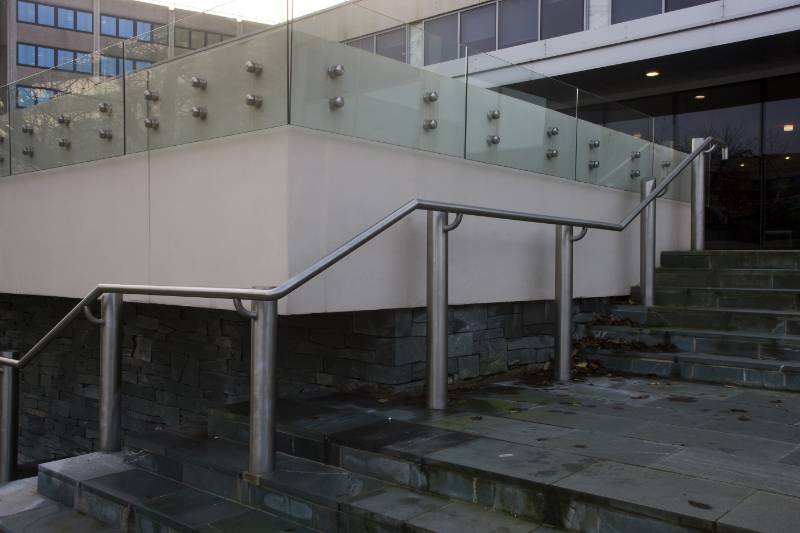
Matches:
[[132, 0, 350, 24]]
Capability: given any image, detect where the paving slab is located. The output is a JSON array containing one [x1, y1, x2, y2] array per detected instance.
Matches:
[[343, 486, 447, 529], [0, 478, 47, 518], [38, 452, 133, 484], [653, 448, 800, 499], [80, 469, 183, 505], [136, 486, 247, 530], [424, 437, 596, 486], [197, 509, 315, 532], [699, 416, 800, 443], [0, 499, 121, 533], [717, 491, 800, 533], [554, 461, 755, 527], [779, 445, 800, 466], [424, 413, 575, 445]]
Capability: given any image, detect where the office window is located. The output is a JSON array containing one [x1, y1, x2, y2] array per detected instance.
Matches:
[[17, 43, 36, 66], [151, 25, 169, 45], [138, 21, 152, 41], [424, 13, 458, 65], [101, 15, 116, 36], [76, 53, 92, 73], [118, 18, 134, 38], [347, 36, 374, 52], [460, 3, 496, 56], [376, 28, 406, 62], [190, 30, 205, 49], [57, 7, 75, 29], [37, 3, 54, 26], [612, 0, 661, 23], [100, 55, 117, 76], [206, 32, 222, 45], [37, 46, 54, 67], [666, 0, 716, 11], [76, 11, 92, 32], [17, 1, 36, 23], [541, 0, 584, 40], [499, 0, 539, 49], [57, 49, 75, 70], [16, 87, 35, 108], [175, 27, 190, 48]]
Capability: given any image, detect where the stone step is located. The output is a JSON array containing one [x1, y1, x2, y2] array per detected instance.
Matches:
[[34, 452, 308, 532], [655, 268, 800, 289], [631, 286, 800, 311], [661, 250, 800, 270], [583, 322, 800, 362], [581, 349, 800, 391], [201, 398, 775, 532], [123, 430, 551, 533], [610, 304, 800, 337]]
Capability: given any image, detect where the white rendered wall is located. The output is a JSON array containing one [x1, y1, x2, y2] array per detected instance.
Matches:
[[0, 125, 690, 314]]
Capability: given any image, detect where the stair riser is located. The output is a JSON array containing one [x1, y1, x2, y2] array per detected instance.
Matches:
[[585, 325, 800, 362], [632, 288, 800, 312], [661, 253, 800, 270], [656, 271, 800, 290], [590, 353, 800, 392], [644, 309, 800, 337]]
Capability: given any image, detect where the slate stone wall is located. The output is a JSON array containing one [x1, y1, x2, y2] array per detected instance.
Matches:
[[0, 293, 621, 464]]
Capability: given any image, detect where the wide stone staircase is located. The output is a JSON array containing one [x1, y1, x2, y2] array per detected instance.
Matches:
[[580, 250, 800, 390]]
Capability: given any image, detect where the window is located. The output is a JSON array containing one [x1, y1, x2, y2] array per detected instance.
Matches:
[[36, 3, 54, 26], [138, 21, 152, 41], [57, 49, 75, 70], [118, 18, 134, 38], [100, 55, 151, 77], [499, 0, 539, 49], [100, 55, 117, 76], [376, 28, 406, 62], [190, 30, 205, 49], [612, 0, 661, 23], [17, 43, 36, 66], [347, 36, 374, 52], [424, 13, 458, 65], [76, 11, 92, 32], [540, 0, 584, 40], [16, 86, 58, 108], [76, 53, 92, 73], [666, 0, 716, 11], [101, 15, 116, 36], [37, 46, 54, 67], [460, 3, 496, 56], [57, 7, 74, 29], [17, 1, 36, 23], [174, 27, 190, 48]]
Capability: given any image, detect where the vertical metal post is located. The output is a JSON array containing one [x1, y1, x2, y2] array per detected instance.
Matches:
[[0, 353, 19, 484], [248, 298, 278, 476], [640, 178, 657, 307], [555, 225, 574, 383], [691, 137, 707, 251], [99, 293, 122, 452], [427, 211, 448, 411]]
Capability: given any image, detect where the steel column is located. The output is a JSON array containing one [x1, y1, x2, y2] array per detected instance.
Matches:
[[427, 211, 448, 410], [555, 225, 574, 383], [99, 293, 122, 452], [640, 179, 657, 307], [0, 352, 19, 484], [691, 137, 707, 251], [248, 298, 278, 476]]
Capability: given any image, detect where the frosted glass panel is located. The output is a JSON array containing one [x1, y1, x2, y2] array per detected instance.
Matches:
[[291, 31, 466, 159], [8, 47, 125, 174], [466, 54, 577, 180], [126, 26, 288, 153]]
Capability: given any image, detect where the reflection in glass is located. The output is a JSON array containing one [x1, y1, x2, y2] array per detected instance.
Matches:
[[611, 0, 661, 23], [499, 0, 539, 48], [424, 14, 458, 65], [541, 0, 584, 40], [460, 3, 496, 56]]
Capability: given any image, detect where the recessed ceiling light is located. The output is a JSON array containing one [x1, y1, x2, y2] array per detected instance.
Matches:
[[646, 70, 660, 78], [739, 163, 746, 168], [785, 124, 795, 132], [787, 156, 792, 160], [694, 95, 706, 100]]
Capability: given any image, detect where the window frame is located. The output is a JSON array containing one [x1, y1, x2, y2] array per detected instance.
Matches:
[[16, 1, 36, 24], [17, 41, 92, 72], [18, 0, 91, 33], [174, 26, 234, 49], [344, 25, 410, 63], [36, 3, 55, 26], [100, 14, 161, 41], [16, 43, 37, 67]]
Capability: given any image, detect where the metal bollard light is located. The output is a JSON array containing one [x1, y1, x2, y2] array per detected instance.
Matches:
[[99, 294, 122, 452]]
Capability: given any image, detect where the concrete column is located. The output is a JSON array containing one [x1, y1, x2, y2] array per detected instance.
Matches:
[[588, 0, 612, 29]]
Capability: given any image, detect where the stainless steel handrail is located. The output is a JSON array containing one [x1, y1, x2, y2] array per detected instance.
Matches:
[[0, 136, 725, 371]]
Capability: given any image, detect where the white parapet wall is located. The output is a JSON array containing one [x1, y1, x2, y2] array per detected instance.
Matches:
[[0, 124, 690, 314]]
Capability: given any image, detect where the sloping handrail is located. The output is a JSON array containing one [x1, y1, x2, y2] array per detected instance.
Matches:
[[0, 136, 725, 370]]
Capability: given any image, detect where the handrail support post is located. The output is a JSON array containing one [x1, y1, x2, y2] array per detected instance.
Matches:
[[0, 352, 19, 484], [555, 225, 574, 383], [247, 296, 278, 478], [427, 211, 449, 410], [691, 138, 707, 251], [640, 179, 657, 307], [99, 293, 123, 452]]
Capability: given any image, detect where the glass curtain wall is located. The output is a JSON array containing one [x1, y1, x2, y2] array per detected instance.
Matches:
[[623, 73, 800, 249]]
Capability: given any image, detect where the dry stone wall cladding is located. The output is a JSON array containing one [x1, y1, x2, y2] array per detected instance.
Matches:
[[0, 293, 620, 463]]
